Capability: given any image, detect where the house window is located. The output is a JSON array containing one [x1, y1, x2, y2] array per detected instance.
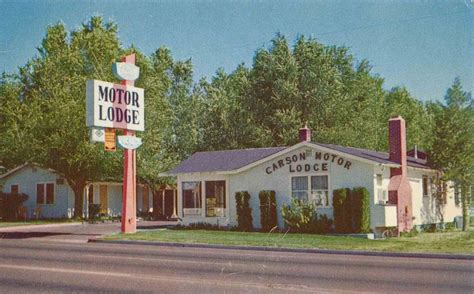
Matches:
[[422, 176, 428, 197], [182, 182, 201, 215], [291, 175, 330, 207], [205, 181, 226, 217], [37, 183, 54, 205], [11, 184, 19, 195], [291, 176, 308, 201], [376, 174, 383, 186], [311, 175, 330, 207], [377, 189, 388, 204]]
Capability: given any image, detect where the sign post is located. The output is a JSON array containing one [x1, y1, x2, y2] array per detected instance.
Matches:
[[86, 53, 143, 234], [120, 54, 137, 234]]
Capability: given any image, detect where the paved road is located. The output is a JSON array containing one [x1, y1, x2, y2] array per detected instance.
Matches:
[[0, 221, 177, 243], [0, 239, 472, 293]]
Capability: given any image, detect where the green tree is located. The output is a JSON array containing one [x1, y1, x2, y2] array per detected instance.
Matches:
[[383, 87, 434, 151], [429, 78, 474, 230]]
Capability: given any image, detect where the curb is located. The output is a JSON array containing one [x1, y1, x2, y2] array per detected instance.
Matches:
[[88, 239, 474, 261], [0, 222, 82, 232]]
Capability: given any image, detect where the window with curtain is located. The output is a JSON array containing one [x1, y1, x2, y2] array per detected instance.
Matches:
[[36, 183, 54, 204], [182, 182, 201, 215], [205, 181, 226, 217], [291, 176, 308, 201], [311, 175, 329, 207]]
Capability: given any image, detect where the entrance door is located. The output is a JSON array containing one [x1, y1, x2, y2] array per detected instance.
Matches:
[[152, 192, 162, 219], [99, 185, 108, 215]]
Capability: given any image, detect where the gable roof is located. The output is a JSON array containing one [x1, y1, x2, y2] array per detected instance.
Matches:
[[0, 162, 43, 180], [167, 141, 433, 175], [168, 147, 287, 174]]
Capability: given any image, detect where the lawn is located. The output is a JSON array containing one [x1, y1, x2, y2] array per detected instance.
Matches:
[[105, 228, 473, 255], [0, 219, 79, 228]]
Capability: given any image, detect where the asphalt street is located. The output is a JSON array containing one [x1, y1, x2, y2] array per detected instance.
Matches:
[[0, 238, 472, 293]]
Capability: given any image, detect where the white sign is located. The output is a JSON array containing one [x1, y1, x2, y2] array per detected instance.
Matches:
[[90, 127, 105, 143], [86, 80, 145, 132], [118, 135, 143, 150], [113, 62, 140, 81]]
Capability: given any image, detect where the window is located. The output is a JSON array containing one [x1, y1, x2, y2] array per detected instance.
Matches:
[[291, 175, 330, 207], [10, 184, 19, 195], [377, 189, 388, 204], [182, 182, 201, 215], [422, 176, 428, 197], [37, 183, 54, 205], [205, 181, 226, 217], [311, 176, 330, 207], [291, 176, 308, 201], [376, 174, 383, 186]]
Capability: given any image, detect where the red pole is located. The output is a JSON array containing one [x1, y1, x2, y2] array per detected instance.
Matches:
[[121, 54, 137, 234]]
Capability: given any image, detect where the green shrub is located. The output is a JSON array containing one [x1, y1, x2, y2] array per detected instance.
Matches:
[[444, 222, 455, 231], [400, 227, 419, 237], [281, 198, 316, 232], [333, 188, 352, 233], [174, 222, 223, 230], [88, 204, 101, 223], [0, 192, 29, 221], [351, 187, 371, 233], [235, 191, 253, 231], [259, 190, 277, 231], [310, 214, 334, 234], [423, 223, 438, 233]]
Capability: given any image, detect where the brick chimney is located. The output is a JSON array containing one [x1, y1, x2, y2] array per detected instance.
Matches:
[[387, 116, 413, 233], [299, 124, 311, 142]]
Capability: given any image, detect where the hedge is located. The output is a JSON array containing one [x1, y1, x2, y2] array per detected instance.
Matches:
[[333, 188, 352, 233], [235, 191, 253, 231], [258, 190, 277, 231], [351, 187, 371, 233], [0, 192, 29, 221]]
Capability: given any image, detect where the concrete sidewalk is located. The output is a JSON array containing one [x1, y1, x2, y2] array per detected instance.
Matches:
[[0, 221, 177, 243]]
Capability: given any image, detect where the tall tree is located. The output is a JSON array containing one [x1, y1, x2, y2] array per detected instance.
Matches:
[[429, 78, 474, 230], [4, 17, 126, 217]]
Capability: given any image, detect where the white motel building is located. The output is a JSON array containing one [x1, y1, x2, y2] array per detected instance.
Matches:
[[166, 116, 462, 235]]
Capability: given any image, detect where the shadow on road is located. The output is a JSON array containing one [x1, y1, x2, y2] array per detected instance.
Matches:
[[0, 232, 101, 239]]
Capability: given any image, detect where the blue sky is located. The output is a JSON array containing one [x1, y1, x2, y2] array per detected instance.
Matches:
[[1, 0, 472, 102]]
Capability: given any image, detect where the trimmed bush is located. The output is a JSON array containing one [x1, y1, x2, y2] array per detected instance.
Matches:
[[351, 187, 371, 233], [310, 214, 333, 234], [0, 192, 29, 221], [281, 198, 316, 232], [235, 191, 253, 231], [333, 188, 352, 233], [259, 190, 277, 231]]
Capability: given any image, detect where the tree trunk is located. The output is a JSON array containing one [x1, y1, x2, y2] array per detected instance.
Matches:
[[71, 182, 85, 219], [461, 185, 470, 231]]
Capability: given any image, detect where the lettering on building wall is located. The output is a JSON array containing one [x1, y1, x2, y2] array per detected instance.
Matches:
[[265, 151, 352, 175]]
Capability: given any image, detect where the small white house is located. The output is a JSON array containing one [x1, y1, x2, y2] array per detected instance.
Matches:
[[0, 163, 153, 219], [166, 116, 462, 235]]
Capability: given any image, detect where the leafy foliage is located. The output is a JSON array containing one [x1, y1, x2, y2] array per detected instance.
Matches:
[[428, 78, 474, 230], [258, 190, 277, 231], [0, 192, 29, 221], [351, 187, 371, 233], [281, 198, 333, 234], [333, 188, 352, 233], [235, 191, 253, 231]]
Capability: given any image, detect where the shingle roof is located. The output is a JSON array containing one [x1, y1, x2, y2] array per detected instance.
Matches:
[[168, 147, 287, 174], [167, 142, 432, 174], [313, 143, 431, 170]]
